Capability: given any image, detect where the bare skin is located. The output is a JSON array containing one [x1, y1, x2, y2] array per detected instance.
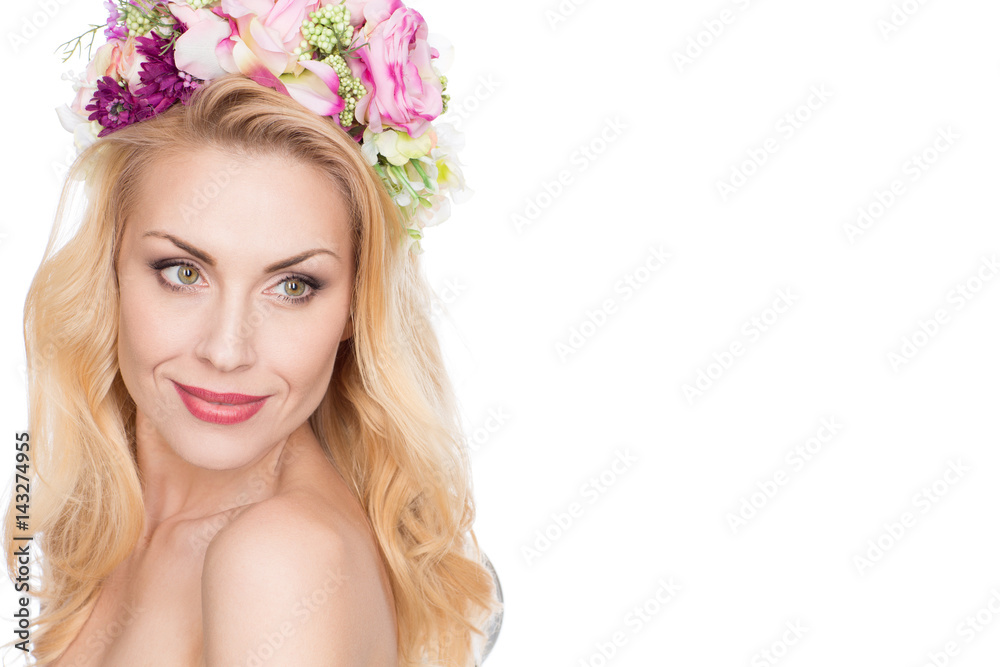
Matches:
[[50, 422, 397, 667], [48, 148, 397, 665]]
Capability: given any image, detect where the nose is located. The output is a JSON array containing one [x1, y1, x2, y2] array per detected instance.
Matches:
[[194, 290, 260, 372]]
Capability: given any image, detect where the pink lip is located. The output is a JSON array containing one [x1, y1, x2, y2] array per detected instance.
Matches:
[[172, 381, 270, 425]]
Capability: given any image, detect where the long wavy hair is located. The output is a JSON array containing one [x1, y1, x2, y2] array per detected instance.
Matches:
[[2, 74, 502, 666]]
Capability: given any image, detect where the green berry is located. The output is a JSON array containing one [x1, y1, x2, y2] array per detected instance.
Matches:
[[300, 3, 354, 57]]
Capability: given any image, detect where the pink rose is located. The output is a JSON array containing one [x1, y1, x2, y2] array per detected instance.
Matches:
[[94, 37, 144, 86], [221, 0, 320, 75], [336, 0, 369, 27], [354, 0, 443, 138], [170, 4, 233, 80], [214, 0, 344, 117]]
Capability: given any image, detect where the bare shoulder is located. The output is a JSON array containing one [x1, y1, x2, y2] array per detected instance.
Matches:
[[201, 492, 398, 666]]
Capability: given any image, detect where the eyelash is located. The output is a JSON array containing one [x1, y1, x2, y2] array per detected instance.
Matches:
[[148, 259, 324, 305]]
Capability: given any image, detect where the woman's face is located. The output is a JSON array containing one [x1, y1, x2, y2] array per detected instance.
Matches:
[[116, 147, 355, 470]]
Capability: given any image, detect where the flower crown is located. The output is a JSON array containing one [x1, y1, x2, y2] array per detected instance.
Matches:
[[57, 0, 471, 254]]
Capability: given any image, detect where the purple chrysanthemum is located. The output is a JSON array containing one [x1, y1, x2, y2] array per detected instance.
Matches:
[[134, 31, 202, 114], [86, 76, 154, 136]]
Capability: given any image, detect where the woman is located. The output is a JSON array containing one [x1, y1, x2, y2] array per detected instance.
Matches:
[[2, 1, 502, 664]]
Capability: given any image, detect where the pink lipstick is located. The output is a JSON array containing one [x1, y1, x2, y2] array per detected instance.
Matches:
[[172, 381, 269, 425]]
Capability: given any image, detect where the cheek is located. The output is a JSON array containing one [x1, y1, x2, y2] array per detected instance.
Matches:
[[116, 277, 181, 386], [258, 306, 345, 397], [118, 283, 144, 376]]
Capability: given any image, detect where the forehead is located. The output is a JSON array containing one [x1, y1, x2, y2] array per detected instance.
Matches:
[[123, 147, 353, 261]]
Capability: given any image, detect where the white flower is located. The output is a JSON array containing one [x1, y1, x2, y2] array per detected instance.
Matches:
[[414, 193, 451, 228], [56, 104, 100, 151]]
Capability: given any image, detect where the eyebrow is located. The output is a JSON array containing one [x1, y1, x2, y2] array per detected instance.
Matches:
[[141, 231, 340, 272]]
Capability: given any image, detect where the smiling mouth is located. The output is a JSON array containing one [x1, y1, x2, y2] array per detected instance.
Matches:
[[171, 381, 271, 425], [172, 381, 270, 405]]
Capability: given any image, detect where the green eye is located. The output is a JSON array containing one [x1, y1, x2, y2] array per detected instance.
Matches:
[[177, 266, 200, 285], [282, 279, 306, 297]]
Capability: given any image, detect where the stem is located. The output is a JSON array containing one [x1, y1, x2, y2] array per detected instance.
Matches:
[[56, 25, 100, 62], [410, 159, 434, 191], [373, 164, 399, 194], [390, 165, 421, 200]]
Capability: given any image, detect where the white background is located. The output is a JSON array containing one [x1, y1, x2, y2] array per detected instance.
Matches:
[[2, 0, 1000, 666]]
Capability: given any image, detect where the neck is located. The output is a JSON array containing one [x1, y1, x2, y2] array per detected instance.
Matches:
[[133, 412, 311, 530]]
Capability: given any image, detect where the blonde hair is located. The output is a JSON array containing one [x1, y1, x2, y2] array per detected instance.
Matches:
[[3, 74, 502, 666]]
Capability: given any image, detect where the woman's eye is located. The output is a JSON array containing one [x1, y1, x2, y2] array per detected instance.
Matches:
[[151, 261, 318, 303], [164, 264, 202, 286], [278, 278, 308, 298]]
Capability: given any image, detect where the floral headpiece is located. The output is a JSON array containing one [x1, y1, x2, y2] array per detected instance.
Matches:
[[57, 0, 470, 253]]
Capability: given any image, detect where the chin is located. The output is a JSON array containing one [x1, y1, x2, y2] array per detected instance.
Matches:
[[176, 446, 261, 471], [141, 411, 278, 471], [170, 430, 272, 471]]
